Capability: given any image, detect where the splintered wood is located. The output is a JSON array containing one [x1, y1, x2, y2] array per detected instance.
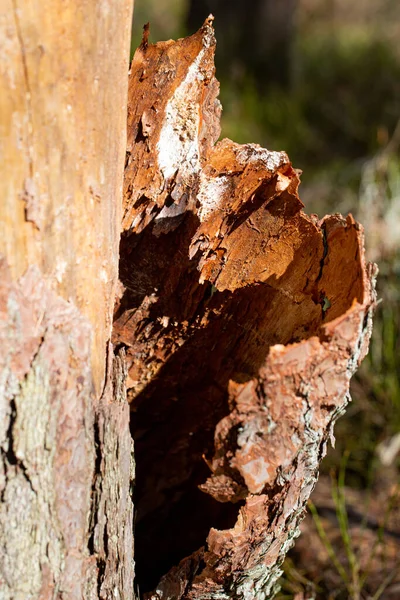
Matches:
[[115, 17, 376, 600]]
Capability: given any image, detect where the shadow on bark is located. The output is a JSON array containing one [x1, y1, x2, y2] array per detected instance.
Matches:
[[115, 204, 357, 592]]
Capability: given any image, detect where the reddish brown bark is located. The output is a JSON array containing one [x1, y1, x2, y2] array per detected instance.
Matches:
[[0, 6, 376, 599], [116, 18, 376, 599]]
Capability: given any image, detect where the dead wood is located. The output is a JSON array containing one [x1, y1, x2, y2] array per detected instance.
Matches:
[[116, 17, 377, 600]]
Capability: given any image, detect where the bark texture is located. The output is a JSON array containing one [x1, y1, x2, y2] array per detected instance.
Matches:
[[116, 18, 377, 599], [0, 1, 135, 598]]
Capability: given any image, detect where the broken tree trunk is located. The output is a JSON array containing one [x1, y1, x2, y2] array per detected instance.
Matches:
[[0, 1, 134, 598], [116, 18, 377, 600], [1, 7, 376, 600]]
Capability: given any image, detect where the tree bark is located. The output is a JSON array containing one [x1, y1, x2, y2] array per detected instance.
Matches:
[[118, 18, 376, 599], [0, 1, 134, 598], [1, 9, 376, 600]]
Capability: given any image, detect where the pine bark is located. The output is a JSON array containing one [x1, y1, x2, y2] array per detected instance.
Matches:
[[118, 18, 377, 600], [0, 1, 134, 598], [1, 9, 376, 600]]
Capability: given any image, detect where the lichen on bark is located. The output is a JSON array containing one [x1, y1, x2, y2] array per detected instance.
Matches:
[[0, 261, 136, 600], [0, 261, 95, 599]]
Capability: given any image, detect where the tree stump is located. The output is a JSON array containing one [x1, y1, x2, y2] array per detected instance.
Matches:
[[0, 10, 376, 600], [116, 17, 377, 600]]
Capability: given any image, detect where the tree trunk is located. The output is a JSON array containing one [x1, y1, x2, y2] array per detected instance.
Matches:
[[1, 10, 375, 600], [0, 1, 134, 598], [119, 18, 376, 599]]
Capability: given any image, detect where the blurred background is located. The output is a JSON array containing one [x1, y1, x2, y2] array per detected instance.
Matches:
[[132, 1, 400, 597]]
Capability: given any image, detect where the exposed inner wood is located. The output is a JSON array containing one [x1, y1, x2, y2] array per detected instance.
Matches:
[[115, 17, 375, 600]]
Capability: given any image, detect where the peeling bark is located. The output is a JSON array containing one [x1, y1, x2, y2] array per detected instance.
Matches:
[[117, 18, 377, 600]]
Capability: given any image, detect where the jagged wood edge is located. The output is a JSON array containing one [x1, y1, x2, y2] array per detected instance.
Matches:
[[121, 18, 377, 600]]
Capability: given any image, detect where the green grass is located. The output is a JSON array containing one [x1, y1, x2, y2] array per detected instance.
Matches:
[[277, 461, 400, 599]]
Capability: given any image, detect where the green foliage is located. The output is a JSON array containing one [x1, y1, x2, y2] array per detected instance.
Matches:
[[220, 30, 400, 176], [297, 31, 400, 162], [131, 0, 186, 55]]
